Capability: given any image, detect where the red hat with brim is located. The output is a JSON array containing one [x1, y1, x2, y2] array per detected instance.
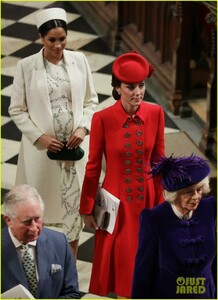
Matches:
[[112, 51, 153, 83]]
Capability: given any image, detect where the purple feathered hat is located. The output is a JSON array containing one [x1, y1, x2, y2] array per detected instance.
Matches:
[[149, 154, 210, 191]]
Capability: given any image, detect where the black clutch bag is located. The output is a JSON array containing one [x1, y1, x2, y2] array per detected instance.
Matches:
[[47, 143, 84, 161], [93, 187, 111, 230], [94, 204, 110, 230]]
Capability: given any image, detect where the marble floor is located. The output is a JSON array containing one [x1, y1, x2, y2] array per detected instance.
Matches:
[[1, 1, 180, 298]]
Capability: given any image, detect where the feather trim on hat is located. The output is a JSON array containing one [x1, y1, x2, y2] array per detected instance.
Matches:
[[149, 153, 209, 187]]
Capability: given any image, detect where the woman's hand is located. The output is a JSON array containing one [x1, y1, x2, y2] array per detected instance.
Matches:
[[82, 214, 99, 230], [37, 134, 64, 152], [66, 127, 86, 149]]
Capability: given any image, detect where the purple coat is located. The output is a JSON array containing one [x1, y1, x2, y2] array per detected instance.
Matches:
[[132, 196, 216, 299]]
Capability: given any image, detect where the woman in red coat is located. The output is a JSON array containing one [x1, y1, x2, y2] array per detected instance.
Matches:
[[79, 51, 165, 297]]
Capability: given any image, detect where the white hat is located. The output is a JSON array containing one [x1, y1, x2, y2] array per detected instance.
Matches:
[[35, 8, 67, 29]]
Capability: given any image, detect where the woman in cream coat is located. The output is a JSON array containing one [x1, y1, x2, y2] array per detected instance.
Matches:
[[9, 8, 98, 257]]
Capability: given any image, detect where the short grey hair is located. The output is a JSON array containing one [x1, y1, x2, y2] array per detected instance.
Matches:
[[2, 184, 45, 219], [164, 176, 211, 203]]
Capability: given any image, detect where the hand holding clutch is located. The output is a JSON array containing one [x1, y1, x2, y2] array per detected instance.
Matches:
[[94, 204, 110, 230], [47, 142, 84, 161]]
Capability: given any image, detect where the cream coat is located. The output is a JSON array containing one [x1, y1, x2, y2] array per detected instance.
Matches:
[[9, 48, 98, 223]]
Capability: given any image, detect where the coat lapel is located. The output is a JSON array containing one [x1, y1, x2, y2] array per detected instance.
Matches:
[[34, 48, 53, 117], [3, 228, 29, 288], [36, 231, 51, 278], [36, 229, 51, 294], [64, 50, 79, 129]]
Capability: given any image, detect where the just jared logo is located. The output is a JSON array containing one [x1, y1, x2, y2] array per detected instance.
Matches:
[[176, 277, 206, 294]]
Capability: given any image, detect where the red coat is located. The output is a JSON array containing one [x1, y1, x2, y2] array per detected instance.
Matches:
[[80, 100, 165, 297]]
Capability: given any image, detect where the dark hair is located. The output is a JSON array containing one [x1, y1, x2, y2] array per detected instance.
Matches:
[[111, 73, 121, 100], [39, 19, 68, 37]]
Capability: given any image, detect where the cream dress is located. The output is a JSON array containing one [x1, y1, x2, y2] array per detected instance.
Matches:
[[44, 58, 83, 241]]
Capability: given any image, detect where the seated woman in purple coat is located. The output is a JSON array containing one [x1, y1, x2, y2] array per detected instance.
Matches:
[[132, 154, 216, 299]]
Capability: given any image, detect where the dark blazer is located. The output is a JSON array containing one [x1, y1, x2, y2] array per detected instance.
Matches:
[[132, 196, 216, 299], [2, 226, 81, 299]]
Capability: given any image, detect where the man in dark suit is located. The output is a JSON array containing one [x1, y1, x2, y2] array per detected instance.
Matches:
[[1, 184, 81, 299]]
